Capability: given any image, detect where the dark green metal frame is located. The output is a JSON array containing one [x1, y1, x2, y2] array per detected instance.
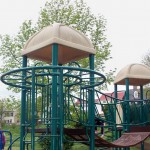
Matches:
[[1, 44, 106, 150]]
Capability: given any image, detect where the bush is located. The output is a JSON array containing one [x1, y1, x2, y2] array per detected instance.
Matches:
[[39, 135, 73, 150], [39, 136, 50, 150]]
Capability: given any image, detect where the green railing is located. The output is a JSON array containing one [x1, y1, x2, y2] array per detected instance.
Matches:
[[94, 90, 150, 130]]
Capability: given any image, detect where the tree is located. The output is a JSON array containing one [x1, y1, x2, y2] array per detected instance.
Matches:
[[142, 51, 150, 90], [142, 50, 150, 67], [0, 0, 115, 91], [0, 96, 20, 127]]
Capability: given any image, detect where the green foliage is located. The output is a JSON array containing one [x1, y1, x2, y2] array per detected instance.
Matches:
[[129, 103, 141, 124], [71, 143, 88, 150], [142, 50, 150, 67], [130, 102, 150, 124], [0, 20, 36, 72], [144, 87, 150, 99], [0, 96, 20, 127], [102, 104, 115, 124], [0, 0, 115, 91], [38, 135, 73, 150], [38, 137, 50, 150]]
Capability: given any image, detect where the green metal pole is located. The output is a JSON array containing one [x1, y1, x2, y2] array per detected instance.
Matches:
[[140, 86, 144, 150], [47, 85, 50, 125], [51, 43, 58, 150], [59, 67, 64, 149], [89, 54, 95, 150], [114, 84, 122, 150], [41, 76, 44, 123], [140, 85, 143, 100], [140, 85, 144, 123], [114, 84, 118, 139], [125, 78, 130, 132], [20, 56, 27, 150], [31, 69, 36, 150], [140, 83, 145, 150], [67, 86, 70, 123], [114, 84, 118, 99], [125, 78, 130, 150], [141, 142, 144, 150]]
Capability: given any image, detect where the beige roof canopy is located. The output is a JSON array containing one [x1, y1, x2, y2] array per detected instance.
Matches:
[[22, 23, 95, 64], [114, 63, 150, 85]]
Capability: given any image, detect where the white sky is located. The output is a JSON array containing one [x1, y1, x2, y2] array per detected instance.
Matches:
[[0, 0, 150, 97]]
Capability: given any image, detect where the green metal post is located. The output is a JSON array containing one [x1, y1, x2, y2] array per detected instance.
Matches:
[[140, 85, 143, 100], [31, 69, 36, 150], [51, 43, 58, 150], [67, 86, 70, 122], [141, 142, 144, 150], [47, 85, 50, 125], [114, 84, 118, 139], [114, 84, 121, 150], [125, 78, 130, 150], [41, 76, 44, 123], [125, 78, 130, 131], [114, 84, 118, 99], [20, 56, 27, 150], [140, 85, 144, 122], [59, 67, 64, 149], [89, 54, 95, 150], [140, 85, 145, 150]]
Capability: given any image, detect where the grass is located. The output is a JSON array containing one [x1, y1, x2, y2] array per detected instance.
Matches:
[[71, 143, 89, 150], [2, 124, 149, 150]]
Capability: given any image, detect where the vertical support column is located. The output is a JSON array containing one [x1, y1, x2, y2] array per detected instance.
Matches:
[[114, 84, 122, 150], [31, 69, 35, 150], [20, 56, 27, 150], [41, 76, 44, 123], [59, 67, 64, 150], [114, 84, 118, 98], [51, 43, 58, 150], [124, 78, 130, 150], [140, 85, 144, 122], [114, 84, 118, 139], [89, 54, 95, 150], [125, 78, 130, 131], [140, 85, 143, 99], [140, 85, 144, 150]]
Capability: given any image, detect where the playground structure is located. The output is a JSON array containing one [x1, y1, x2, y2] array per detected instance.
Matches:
[[1, 23, 150, 150]]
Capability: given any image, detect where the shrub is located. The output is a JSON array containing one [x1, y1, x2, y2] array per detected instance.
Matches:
[[39, 135, 73, 150]]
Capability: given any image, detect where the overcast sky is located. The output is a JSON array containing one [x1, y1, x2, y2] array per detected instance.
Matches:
[[0, 0, 150, 97]]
